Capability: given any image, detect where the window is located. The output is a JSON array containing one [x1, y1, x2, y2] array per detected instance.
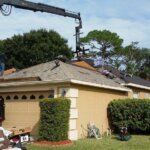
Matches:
[[133, 91, 139, 99], [39, 95, 44, 99], [14, 95, 19, 100], [48, 94, 54, 98], [6, 96, 11, 100], [48, 90, 54, 98], [22, 95, 27, 100], [30, 95, 36, 99]]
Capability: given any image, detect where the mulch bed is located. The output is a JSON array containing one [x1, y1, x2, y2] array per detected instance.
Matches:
[[31, 140, 73, 147]]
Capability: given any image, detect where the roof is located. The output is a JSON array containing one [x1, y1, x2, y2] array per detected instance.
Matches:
[[72, 60, 96, 71], [123, 76, 150, 90], [2, 60, 129, 92], [99, 65, 150, 90], [4, 68, 16, 75]]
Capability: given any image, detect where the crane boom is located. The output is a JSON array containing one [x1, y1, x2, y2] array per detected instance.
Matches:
[[0, 0, 82, 57]]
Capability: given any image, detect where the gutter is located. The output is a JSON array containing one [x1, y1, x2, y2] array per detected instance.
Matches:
[[70, 79, 131, 92], [0, 79, 130, 92], [122, 83, 150, 91]]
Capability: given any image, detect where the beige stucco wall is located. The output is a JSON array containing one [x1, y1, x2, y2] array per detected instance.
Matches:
[[2, 82, 149, 140], [0, 83, 71, 136], [72, 84, 129, 139], [130, 87, 150, 99], [1, 91, 51, 135]]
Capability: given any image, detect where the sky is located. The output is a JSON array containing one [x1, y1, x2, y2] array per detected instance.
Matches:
[[0, 0, 150, 50]]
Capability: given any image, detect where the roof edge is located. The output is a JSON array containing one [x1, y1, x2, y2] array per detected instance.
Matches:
[[0, 80, 71, 87], [70, 79, 131, 92], [122, 83, 150, 90], [0, 79, 130, 92]]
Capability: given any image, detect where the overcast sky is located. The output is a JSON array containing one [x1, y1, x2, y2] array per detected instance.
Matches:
[[0, 0, 150, 50]]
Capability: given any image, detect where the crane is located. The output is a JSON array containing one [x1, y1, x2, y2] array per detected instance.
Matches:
[[0, 0, 85, 58]]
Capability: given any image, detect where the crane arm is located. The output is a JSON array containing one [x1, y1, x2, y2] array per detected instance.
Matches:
[[0, 0, 83, 57], [0, 0, 81, 23]]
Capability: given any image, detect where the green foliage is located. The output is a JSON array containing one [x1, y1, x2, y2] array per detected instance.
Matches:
[[0, 29, 72, 69], [39, 98, 70, 141], [122, 42, 150, 78], [107, 99, 150, 134], [80, 29, 150, 80], [80, 29, 123, 65]]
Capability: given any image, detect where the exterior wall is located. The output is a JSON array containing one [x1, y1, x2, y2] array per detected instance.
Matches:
[[0, 83, 132, 140], [72, 84, 129, 139], [130, 87, 150, 99], [0, 84, 79, 140], [1, 91, 52, 135], [0, 84, 64, 135]]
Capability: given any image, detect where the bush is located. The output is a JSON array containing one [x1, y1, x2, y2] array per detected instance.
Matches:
[[39, 98, 70, 141], [107, 98, 150, 134]]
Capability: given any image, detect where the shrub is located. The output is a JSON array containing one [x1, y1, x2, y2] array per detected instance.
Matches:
[[39, 98, 70, 141], [107, 98, 150, 134]]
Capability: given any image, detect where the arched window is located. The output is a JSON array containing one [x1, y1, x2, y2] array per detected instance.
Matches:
[[48, 94, 54, 98], [48, 90, 54, 98], [6, 96, 11, 100], [39, 95, 44, 99], [30, 95, 35, 99], [14, 95, 19, 100], [22, 95, 27, 100]]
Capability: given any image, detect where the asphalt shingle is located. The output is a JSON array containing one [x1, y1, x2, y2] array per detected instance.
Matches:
[[4, 60, 127, 89]]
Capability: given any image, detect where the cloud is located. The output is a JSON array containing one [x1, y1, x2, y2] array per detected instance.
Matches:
[[0, 0, 150, 49], [82, 16, 150, 47]]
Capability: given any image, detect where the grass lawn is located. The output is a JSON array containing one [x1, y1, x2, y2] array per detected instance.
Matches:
[[26, 135, 150, 150]]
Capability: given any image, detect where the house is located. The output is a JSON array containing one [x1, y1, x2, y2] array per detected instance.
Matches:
[[98, 65, 150, 99], [4, 68, 16, 75], [72, 60, 96, 71], [77, 58, 150, 99], [0, 60, 131, 140]]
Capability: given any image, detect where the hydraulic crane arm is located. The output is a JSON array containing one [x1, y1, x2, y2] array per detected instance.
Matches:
[[0, 0, 83, 57]]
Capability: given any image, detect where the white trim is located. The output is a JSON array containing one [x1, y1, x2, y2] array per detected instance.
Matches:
[[70, 108, 78, 119], [69, 119, 77, 130], [70, 98, 77, 108], [0, 79, 130, 92], [68, 130, 78, 140], [70, 79, 130, 92], [122, 83, 150, 90]]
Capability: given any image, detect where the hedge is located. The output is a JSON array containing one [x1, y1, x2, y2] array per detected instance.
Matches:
[[107, 98, 150, 134], [39, 98, 70, 141]]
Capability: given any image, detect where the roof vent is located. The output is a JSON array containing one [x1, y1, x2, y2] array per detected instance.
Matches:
[[55, 55, 67, 62], [55, 59, 60, 67]]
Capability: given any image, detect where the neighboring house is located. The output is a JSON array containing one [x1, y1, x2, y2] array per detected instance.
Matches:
[[4, 68, 16, 75], [72, 60, 96, 71], [0, 60, 130, 140], [98, 65, 150, 99]]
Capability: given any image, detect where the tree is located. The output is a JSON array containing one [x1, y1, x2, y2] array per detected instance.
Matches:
[[80, 29, 150, 80], [122, 42, 150, 79], [137, 48, 150, 80], [0, 29, 72, 69], [122, 42, 140, 76], [80, 29, 123, 67]]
